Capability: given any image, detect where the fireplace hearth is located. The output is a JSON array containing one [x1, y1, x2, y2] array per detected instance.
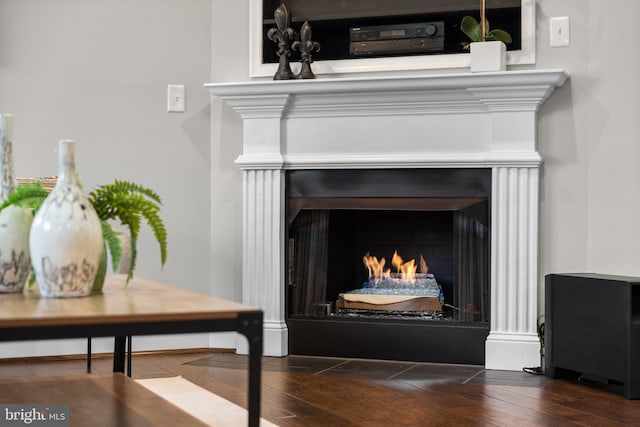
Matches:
[[207, 69, 569, 370]]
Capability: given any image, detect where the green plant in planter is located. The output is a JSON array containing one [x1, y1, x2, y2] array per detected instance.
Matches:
[[461, 0, 512, 48], [88, 180, 167, 284], [0, 180, 167, 287]]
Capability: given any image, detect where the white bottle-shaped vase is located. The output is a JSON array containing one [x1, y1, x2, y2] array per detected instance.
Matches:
[[30, 140, 103, 297], [0, 114, 33, 293]]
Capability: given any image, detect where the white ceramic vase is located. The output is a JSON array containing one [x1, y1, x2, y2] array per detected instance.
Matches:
[[0, 114, 33, 293], [30, 140, 103, 297]]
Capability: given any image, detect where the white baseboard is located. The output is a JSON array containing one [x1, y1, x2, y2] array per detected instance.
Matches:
[[0, 334, 214, 359], [485, 332, 541, 371], [236, 320, 287, 357]]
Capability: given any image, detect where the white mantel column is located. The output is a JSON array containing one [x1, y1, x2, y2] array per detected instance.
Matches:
[[470, 87, 546, 370], [228, 95, 289, 356], [485, 166, 541, 370]]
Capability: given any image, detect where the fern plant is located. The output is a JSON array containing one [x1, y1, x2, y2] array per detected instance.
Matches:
[[0, 179, 167, 285], [88, 180, 167, 283]]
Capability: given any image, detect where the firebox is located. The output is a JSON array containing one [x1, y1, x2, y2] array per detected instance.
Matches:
[[286, 168, 491, 364]]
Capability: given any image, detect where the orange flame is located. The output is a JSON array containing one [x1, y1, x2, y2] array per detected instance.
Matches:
[[364, 251, 428, 285], [391, 251, 417, 284], [420, 255, 429, 275], [362, 253, 391, 282]]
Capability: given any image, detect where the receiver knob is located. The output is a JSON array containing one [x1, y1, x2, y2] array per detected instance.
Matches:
[[425, 24, 438, 37]]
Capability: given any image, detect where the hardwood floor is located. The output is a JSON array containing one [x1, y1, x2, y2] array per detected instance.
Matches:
[[1, 350, 639, 426]]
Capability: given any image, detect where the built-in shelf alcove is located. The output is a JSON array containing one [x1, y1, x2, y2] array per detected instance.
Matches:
[[250, 0, 536, 76], [261, 0, 522, 62]]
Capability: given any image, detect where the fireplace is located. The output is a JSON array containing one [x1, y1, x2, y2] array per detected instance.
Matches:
[[286, 169, 491, 363], [206, 70, 568, 370]]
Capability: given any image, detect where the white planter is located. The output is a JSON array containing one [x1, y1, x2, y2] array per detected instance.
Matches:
[[0, 114, 32, 293], [30, 140, 103, 298], [470, 41, 506, 72]]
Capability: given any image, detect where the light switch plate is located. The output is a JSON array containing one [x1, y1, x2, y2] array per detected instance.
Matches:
[[550, 16, 570, 47], [167, 84, 185, 112]]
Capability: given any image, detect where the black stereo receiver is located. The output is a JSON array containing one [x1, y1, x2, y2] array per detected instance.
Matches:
[[349, 22, 445, 57]]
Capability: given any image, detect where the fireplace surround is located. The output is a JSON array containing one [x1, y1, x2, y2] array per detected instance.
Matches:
[[206, 70, 568, 370]]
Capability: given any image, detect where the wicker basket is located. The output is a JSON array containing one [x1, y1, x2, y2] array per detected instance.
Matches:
[[16, 176, 57, 192]]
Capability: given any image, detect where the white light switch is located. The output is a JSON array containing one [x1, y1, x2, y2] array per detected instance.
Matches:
[[167, 84, 185, 112], [550, 16, 570, 47]]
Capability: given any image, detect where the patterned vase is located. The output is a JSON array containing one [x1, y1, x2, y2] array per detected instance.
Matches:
[[29, 140, 103, 297], [0, 114, 33, 293]]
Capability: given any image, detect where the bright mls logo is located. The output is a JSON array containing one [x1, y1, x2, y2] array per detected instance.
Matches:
[[0, 405, 69, 426]]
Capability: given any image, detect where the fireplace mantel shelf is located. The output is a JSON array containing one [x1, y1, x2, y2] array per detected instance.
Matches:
[[208, 69, 569, 371], [206, 70, 568, 118], [206, 69, 567, 96]]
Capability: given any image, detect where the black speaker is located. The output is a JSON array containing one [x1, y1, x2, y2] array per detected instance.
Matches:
[[545, 273, 640, 399]]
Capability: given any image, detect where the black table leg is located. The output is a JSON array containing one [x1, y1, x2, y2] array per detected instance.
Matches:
[[113, 336, 126, 373], [127, 335, 132, 377], [87, 337, 92, 373], [237, 312, 263, 427]]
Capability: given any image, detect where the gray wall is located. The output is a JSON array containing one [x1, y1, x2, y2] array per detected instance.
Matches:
[[536, 0, 640, 312], [0, 0, 213, 356]]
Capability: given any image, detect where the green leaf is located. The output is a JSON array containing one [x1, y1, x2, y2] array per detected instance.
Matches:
[[461, 14, 511, 44], [0, 183, 48, 214], [487, 29, 512, 44], [461, 16, 483, 42], [101, 220, 123, 273], [28, 269, 36, 288]]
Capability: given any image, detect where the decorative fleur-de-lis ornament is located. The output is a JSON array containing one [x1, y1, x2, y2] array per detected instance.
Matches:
[[292, 21, 321, 79], [267, 3, 296, 80]]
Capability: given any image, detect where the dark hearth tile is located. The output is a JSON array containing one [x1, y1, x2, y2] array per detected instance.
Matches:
[[394, 363, 483, 380], [262, 355, 349, 373], [187, 353, 349, 374], [320, 359, 417, 380]]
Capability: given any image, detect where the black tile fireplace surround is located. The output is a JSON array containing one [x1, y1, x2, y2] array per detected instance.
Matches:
[[286, 169, 491, 365]]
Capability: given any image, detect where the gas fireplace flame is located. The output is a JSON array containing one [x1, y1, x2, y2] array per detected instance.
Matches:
[[392, 251, 417, 283], [362, 253, 390, 282], [363, 251, 429, 286]]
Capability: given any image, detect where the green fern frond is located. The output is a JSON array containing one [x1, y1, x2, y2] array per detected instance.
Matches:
[[0, 183, 48, 214], [142, 206, 168, 265], [101, 220, 123, 273], [89, 180, 162, 212], [127, 235, 137, 283]]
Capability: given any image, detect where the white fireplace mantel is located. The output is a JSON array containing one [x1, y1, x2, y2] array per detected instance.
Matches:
[[206, 69, 569, 370]]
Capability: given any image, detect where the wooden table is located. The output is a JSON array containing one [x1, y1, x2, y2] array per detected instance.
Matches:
[[0, 275, 263, 427], [0, 373, 211, 427]]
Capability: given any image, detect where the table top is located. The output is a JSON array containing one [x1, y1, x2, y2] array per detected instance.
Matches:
[[0, 373, 210, 427], [0, 275, 260, 328]]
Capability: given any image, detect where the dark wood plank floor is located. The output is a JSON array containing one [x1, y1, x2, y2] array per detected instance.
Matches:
[[1, 350, 639, 426]]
